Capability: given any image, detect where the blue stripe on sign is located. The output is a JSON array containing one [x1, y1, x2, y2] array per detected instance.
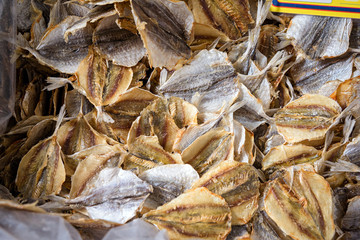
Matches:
[[272, 0, 360, 13]]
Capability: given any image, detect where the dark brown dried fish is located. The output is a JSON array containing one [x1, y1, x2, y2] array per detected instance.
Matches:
[[143, 187, 232, 240]]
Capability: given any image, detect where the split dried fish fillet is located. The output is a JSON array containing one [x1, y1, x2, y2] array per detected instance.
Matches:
[[143, 187, 231, 240], [189, 0, 254, 40], [76, 47, 133, 107], [291, 54, 355, 94], [264, 166, 335, 240], [274, 94, 342, 143], [191, 161, 260, 225], [262, 144, 322, 173]]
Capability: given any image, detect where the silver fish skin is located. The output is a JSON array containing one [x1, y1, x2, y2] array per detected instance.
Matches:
[[139, 164, 199, 207], [160, 49, 240, 113], [287, 15, 352, 59]]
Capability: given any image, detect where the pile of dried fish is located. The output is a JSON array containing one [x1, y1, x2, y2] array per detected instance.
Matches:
[[1, 0, 360, 239]]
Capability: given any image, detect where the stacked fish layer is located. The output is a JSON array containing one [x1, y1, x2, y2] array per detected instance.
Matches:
[[0, 0, 360, 239]]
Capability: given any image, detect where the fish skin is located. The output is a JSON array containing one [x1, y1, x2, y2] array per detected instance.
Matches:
[[143, 187, 232, 240], [191, 161, 260, 225], [131, 0, 194, 69], [287, 15, 352, 60], [291, 54, 355, 94], [93, 14, 146, 67]]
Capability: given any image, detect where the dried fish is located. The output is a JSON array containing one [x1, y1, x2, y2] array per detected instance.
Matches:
[[287, 15, 351, 59], [128, 97, 196, 152], [131, 0, 194, 69], [18, 16, 93, 74], [69, 167, 152, 224], [93, 14, 146, 67], [331, 76, 360, 109], [57, 113, 118, 155], [341, 196, 360, 231], [140, 164, 199, 208], [264, 166, 335, 240], [262, 144, 322, 173], [191, 161, 260, 225], [290, 54, 355, 94], [15, 107, 66, 198], [181, 128, 233, 175], [143, 187, 231, 240], [160, 49, 240, 113], [127, 136, 183, 167], [189, 0, 254, 40], [274, 94, 342, 143]]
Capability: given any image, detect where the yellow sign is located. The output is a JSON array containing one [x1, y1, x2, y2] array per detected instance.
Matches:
[[270, 0, 360, 18]]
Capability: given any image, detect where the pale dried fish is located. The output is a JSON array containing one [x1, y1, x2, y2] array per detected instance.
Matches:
[[287, 15, 351, 59], [140, 164, 199, 208], [192, 161, 260, 225], [15, 107, 66, 198], [264, 166, 335, 240], [262, 144, 322, 173], [143, 187, 231, 240], [331, 76, 360, 109], [131, 0, 194, 69], [274, 94, 341, 143], [128, 135, 183, 167], [160, 49, 240, 113], [69, 167, 152, 224], [93, 14, 146, 67], [76, 47, 133, 108], [181, 128, 233, 175], [189, 0, 254, 40]]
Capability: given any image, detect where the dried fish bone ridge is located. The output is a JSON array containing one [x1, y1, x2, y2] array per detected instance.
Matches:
[[1, 0, 360, 239]]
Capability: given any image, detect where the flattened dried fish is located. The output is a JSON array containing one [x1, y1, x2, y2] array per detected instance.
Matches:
[[140, 164, 199, 207], [15, 108, 66, 198], [331, 76, 360, 109], [274, 94, 341, 143], [128, 136, 183, 167], [131, 0, 194, 68], [192, 161, 260, 225], [20, 16, 93, 74], [287, 15, 351, 59], [76, 47, 133, 107], [291, 54, 355, 94], [57, 113, 118, 155], [128, 97, 193, 152], [69, 167, 152, 224], [93, 14, 146, 67], [143, 187, 231, 240], [182, 128, 233, 175], [264, 166, 335, 240], [262, 144, 322, 173], [160, 49, 240, 113], [341, 196, 360, 231], [189, 0, 254, 40]]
